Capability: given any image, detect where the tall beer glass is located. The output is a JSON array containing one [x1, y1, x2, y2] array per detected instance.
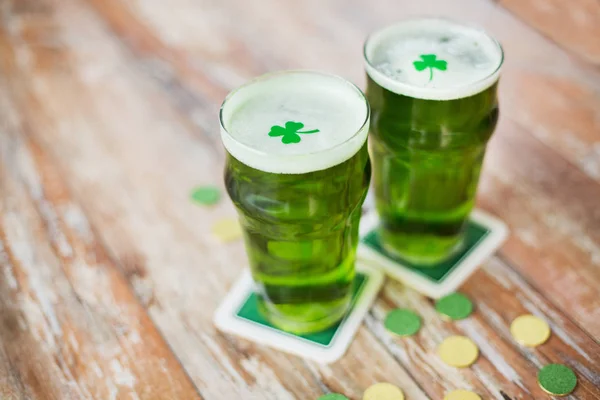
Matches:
[[364, 18, 503, 265], [220, 71, 371, 333]]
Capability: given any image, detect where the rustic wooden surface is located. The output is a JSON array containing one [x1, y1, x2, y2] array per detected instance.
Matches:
[[0, 0, 598, 399]]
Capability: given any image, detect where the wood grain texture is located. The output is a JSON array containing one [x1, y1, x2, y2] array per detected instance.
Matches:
[[482, 119, 600, 336], [0, 88, 202, 400], [499, 0, 600, 65], [0, 91, 201, 398], [0, 0, 598, 398]]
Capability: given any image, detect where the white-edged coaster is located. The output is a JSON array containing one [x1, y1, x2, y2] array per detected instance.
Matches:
[[359, 209, 508, 299], [214, 261, 384, 363]]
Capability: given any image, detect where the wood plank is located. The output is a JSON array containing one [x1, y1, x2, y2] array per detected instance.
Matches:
[[499, 68, 600, 184], [481, 118, 600, 337], [499, 0, 600, 65], [0, 345, 26, 400], [0, 123, 201, 398], [0, 14, 201, 399]]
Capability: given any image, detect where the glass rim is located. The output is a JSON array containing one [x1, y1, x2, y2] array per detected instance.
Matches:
[[219, 69, 370, 165], [363, 17, 505, 101]]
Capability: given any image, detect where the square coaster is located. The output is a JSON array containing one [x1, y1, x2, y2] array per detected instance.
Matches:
[[213, 262, 384, 363], [359, 209, 508, 299]]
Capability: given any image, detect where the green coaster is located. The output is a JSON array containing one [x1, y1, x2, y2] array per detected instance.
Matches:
[[363, 221, 489, 283], [214, 263, 384, 363], [435, 293, 473, 320], [359, 210, 508, 298], [236, 274, 367, 347], [318, 394, 348, 400], [190, 186, 220, 205], [384, 309, 421, 337], [538, 364, 577, 396]]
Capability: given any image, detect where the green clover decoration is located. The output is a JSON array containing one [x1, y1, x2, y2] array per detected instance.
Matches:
[[268, 121, 319, 144], [413, 54, 448, 81]]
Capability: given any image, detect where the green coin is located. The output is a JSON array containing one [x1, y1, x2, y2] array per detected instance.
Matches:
[[538, 364, 577, 396], [435, 293, 473, 320], [317, 394, 348, 400], [190, 186, 220, 205], [384, 309, 421, 337]]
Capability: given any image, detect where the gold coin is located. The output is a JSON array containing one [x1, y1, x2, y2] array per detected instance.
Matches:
[[510, 314, 551, 347], [363, 382, 404, 400], [438, 336, 479, 368], [212, 218, 242, 242], [444, 389, 482, 400]]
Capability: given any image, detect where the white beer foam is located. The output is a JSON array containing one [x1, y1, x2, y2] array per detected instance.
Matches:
[[364, 18, 503, 100], [220, 71, 369, 174]]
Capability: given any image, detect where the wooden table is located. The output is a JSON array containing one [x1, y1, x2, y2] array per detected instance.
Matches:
[[1, 0, 599, 399]]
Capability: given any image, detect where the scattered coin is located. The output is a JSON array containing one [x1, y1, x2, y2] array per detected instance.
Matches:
[[191, 186, 221, 206], [363, 382, 404, 400], [510, 314, 551, 347], [212, 218, 242, 242], [384, 309, 422, 337], [435, 293, 473, 320], [538, 364, 577, 396], [438, 336, 479, 368]]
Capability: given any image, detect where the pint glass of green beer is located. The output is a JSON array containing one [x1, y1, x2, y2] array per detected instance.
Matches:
[[220, 71, 371, 333], [364, 18, 503, 265]]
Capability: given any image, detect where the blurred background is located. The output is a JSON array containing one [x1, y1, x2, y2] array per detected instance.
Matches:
[[0, 0, 598, 399]]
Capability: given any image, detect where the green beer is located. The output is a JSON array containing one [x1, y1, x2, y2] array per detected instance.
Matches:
[[364, 19, 503, 265], [220, 71, 370, 333]]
